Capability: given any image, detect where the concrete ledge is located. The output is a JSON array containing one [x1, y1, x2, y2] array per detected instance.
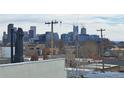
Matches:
[[0, 58, 66, 78], [0, 58, 65, 67]]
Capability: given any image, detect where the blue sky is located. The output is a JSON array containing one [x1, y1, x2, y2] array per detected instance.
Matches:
[[0, 14, 124, 41]]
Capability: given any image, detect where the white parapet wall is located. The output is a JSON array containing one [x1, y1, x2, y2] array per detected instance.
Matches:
[[0, 58, 66, 78], [0, 47, 15, 58]]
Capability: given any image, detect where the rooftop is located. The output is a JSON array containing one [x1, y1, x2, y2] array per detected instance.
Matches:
[[0, 58, 66, 78]]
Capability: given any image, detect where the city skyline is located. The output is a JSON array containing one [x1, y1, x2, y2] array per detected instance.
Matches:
[[0, 14, 124, 41]]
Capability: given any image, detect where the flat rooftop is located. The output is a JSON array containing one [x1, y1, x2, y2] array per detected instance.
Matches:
[[0, 58, 66, 78]]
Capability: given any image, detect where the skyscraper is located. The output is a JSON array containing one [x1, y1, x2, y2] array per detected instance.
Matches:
[[7, 24, 14, 43], [38, 34, 46, 44], [61, 34, 68, 43], [73, 25, 79, 41], [23, 31, 29, 42], [81, 27, 87, 35], [45, 32, 59, 42], [29, 30, 34, 39], [13, 27, 17, 43], [30, 26, 36, 38]]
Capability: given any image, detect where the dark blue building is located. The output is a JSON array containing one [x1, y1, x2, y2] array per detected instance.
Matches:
[[29, 30, 34, 39], [61, 34, 68, 43], [23, 31, 29, 42], [38, 34, 46, 44], [45, 32, 59, 42], [7, 24, 14, 43]]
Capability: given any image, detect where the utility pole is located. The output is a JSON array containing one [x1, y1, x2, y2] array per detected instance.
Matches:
[[97, 28, 106, 72], [45, 20, 61, 56]]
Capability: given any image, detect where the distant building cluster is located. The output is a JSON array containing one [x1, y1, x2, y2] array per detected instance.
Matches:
[[61, 25, 100, 44], [2, 24, 37, 45], [2, 24, 60, 46], [2, 24, 101, 46]]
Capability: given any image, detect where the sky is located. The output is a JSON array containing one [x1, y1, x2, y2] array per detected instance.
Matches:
[[0, 14, 124, 41]]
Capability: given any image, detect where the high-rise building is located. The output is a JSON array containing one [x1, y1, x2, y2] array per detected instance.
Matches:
[[45, 32, 51, 42], [45, 32, 59, 48], [38, 34, 46, 44], [73, 25, 79, 41], [30, 26, 36, 38], [53, 33, 59, 41], [81, 27, 87, 35], [29, 30, 34, 39], [13, 27, 17, 43], [61, 34, 68, 43], [2, 32, 8, 45], [23, 31, 29, 42], [7, 24, 14, 43], [45, 32, 59, 42]]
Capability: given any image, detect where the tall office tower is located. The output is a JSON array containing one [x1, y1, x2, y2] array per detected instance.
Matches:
[[61, 34, 68, 43], [23, 31, 29, 42], [73, 25, 79, 41], [81, 27, 87, 35], [30, 26, 36, 38], [14, 28, 24, 63], [29, 30, 34, 39], [13, 27, 17, 43], [7, 24, 14, 43]]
